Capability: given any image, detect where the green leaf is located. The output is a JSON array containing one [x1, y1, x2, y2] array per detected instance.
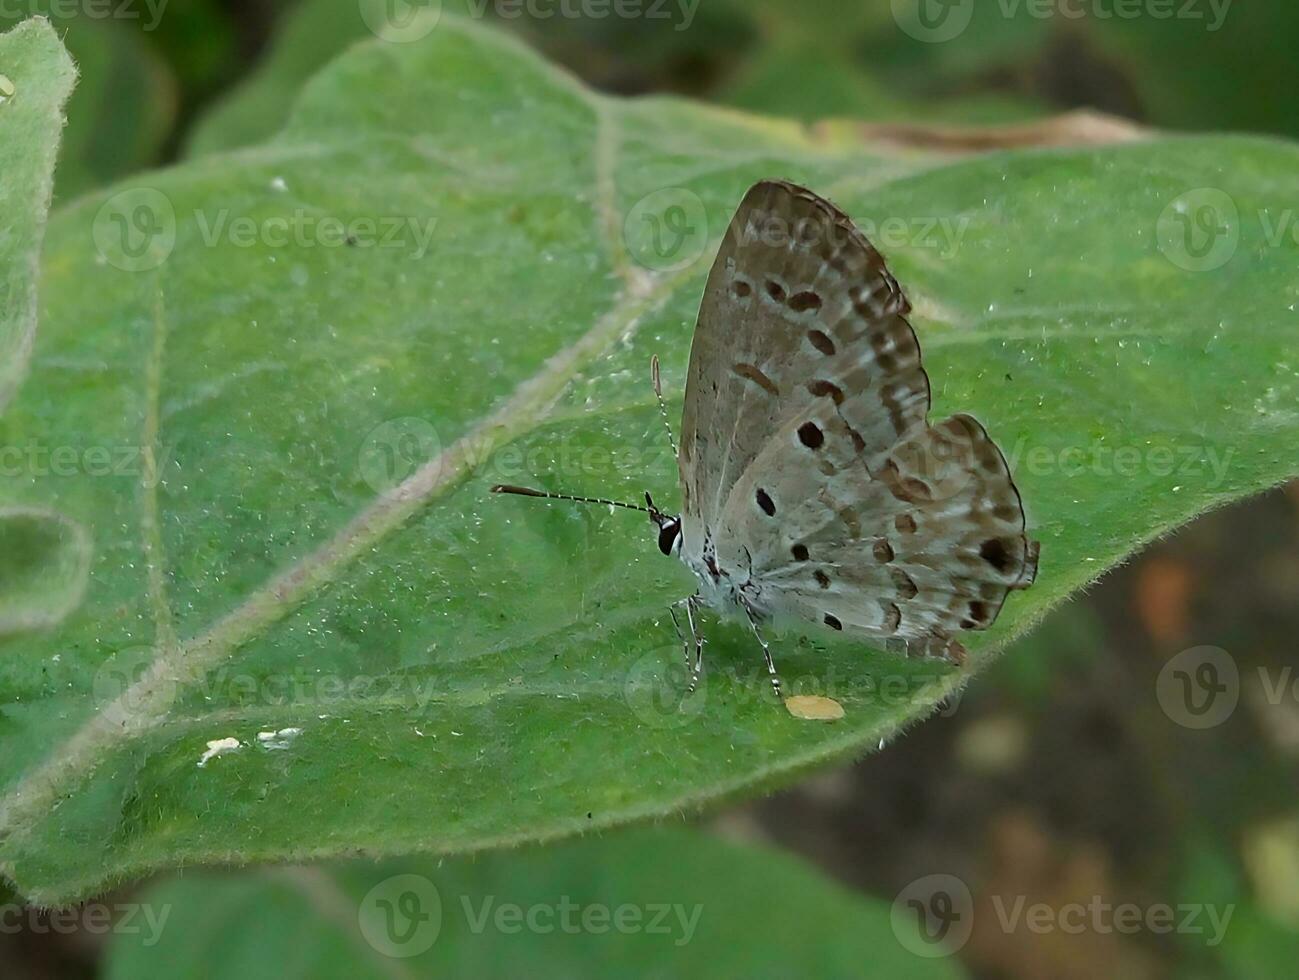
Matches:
[[185, 0, 449, 156], [102, 827, 966, 979], [1, 15, 1298, 904], [0, 16, 76, 412]]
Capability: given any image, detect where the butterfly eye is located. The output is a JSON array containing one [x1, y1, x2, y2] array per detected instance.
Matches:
[[657, 519, 681, 556]]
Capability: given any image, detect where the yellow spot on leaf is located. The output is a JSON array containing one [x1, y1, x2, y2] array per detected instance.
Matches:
[[785, 695, 844, 721]]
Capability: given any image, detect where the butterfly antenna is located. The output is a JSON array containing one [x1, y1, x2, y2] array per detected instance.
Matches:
[[650, 355, 679, 459], [491, 484, 655, 515]]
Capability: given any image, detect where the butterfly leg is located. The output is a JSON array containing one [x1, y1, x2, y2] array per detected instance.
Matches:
[[667, 600, 692, 676], [684, 594, 705, 694], [668, 594, 706, 693], [741, 602, 783, 700]]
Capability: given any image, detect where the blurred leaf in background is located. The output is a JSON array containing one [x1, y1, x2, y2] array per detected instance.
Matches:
[[103, 827, 969, 979]]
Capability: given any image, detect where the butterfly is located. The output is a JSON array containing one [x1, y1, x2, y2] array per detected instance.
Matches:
[[494, 179, 1038, 700]]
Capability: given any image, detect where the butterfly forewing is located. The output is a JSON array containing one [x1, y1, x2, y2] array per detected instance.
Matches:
[[678, 179, 1037, 659]]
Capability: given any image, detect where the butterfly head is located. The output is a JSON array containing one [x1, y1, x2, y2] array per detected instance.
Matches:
[[644, 492, 682, 557]]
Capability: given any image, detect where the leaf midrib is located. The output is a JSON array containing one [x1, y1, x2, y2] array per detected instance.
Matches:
[[0, 52, 688, 846]]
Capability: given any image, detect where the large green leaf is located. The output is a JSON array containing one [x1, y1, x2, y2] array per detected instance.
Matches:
[[1, 15, 1297, 904], [0, 17, 75, 411], [102, 827, 966, 978]]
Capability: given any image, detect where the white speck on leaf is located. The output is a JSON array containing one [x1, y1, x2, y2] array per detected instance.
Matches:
[[257, 727, 303, 750], [198, 738, 242, 768]]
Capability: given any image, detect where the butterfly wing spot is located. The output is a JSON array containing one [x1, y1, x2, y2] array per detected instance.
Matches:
[[837, 503, 862, 538], [895, 514, 918, 534], [872, 538, 894, 563], [764, 279, 787, 304], [964, 600, 991, 628], [853, 279, 909, 320], [891, 567, 919, 600], [882, 602, 902, 633], [823, 613, 843, 631], [755, 488, 776, 516], [813, 569, 831, 589], [731, 276, 753, 299], [789, 290, 824, 313], [807, 379, 844, 404], [791, 543, 810, 561], [806, 330, 836, 356], [731, 362, 780, 396], [880, 458, 934, 504], [797, 421, 825, 449], [979, 537, 1014, 574]]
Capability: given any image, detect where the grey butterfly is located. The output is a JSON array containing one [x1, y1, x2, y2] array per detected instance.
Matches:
[[495, 179, 1038, 699]]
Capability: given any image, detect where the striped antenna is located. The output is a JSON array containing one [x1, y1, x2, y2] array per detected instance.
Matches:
[[650, 355, 679, 458], [491, 484, 655, 515]]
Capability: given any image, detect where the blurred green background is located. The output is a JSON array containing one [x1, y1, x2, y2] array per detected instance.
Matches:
[[4, 0, 1299, 977]]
